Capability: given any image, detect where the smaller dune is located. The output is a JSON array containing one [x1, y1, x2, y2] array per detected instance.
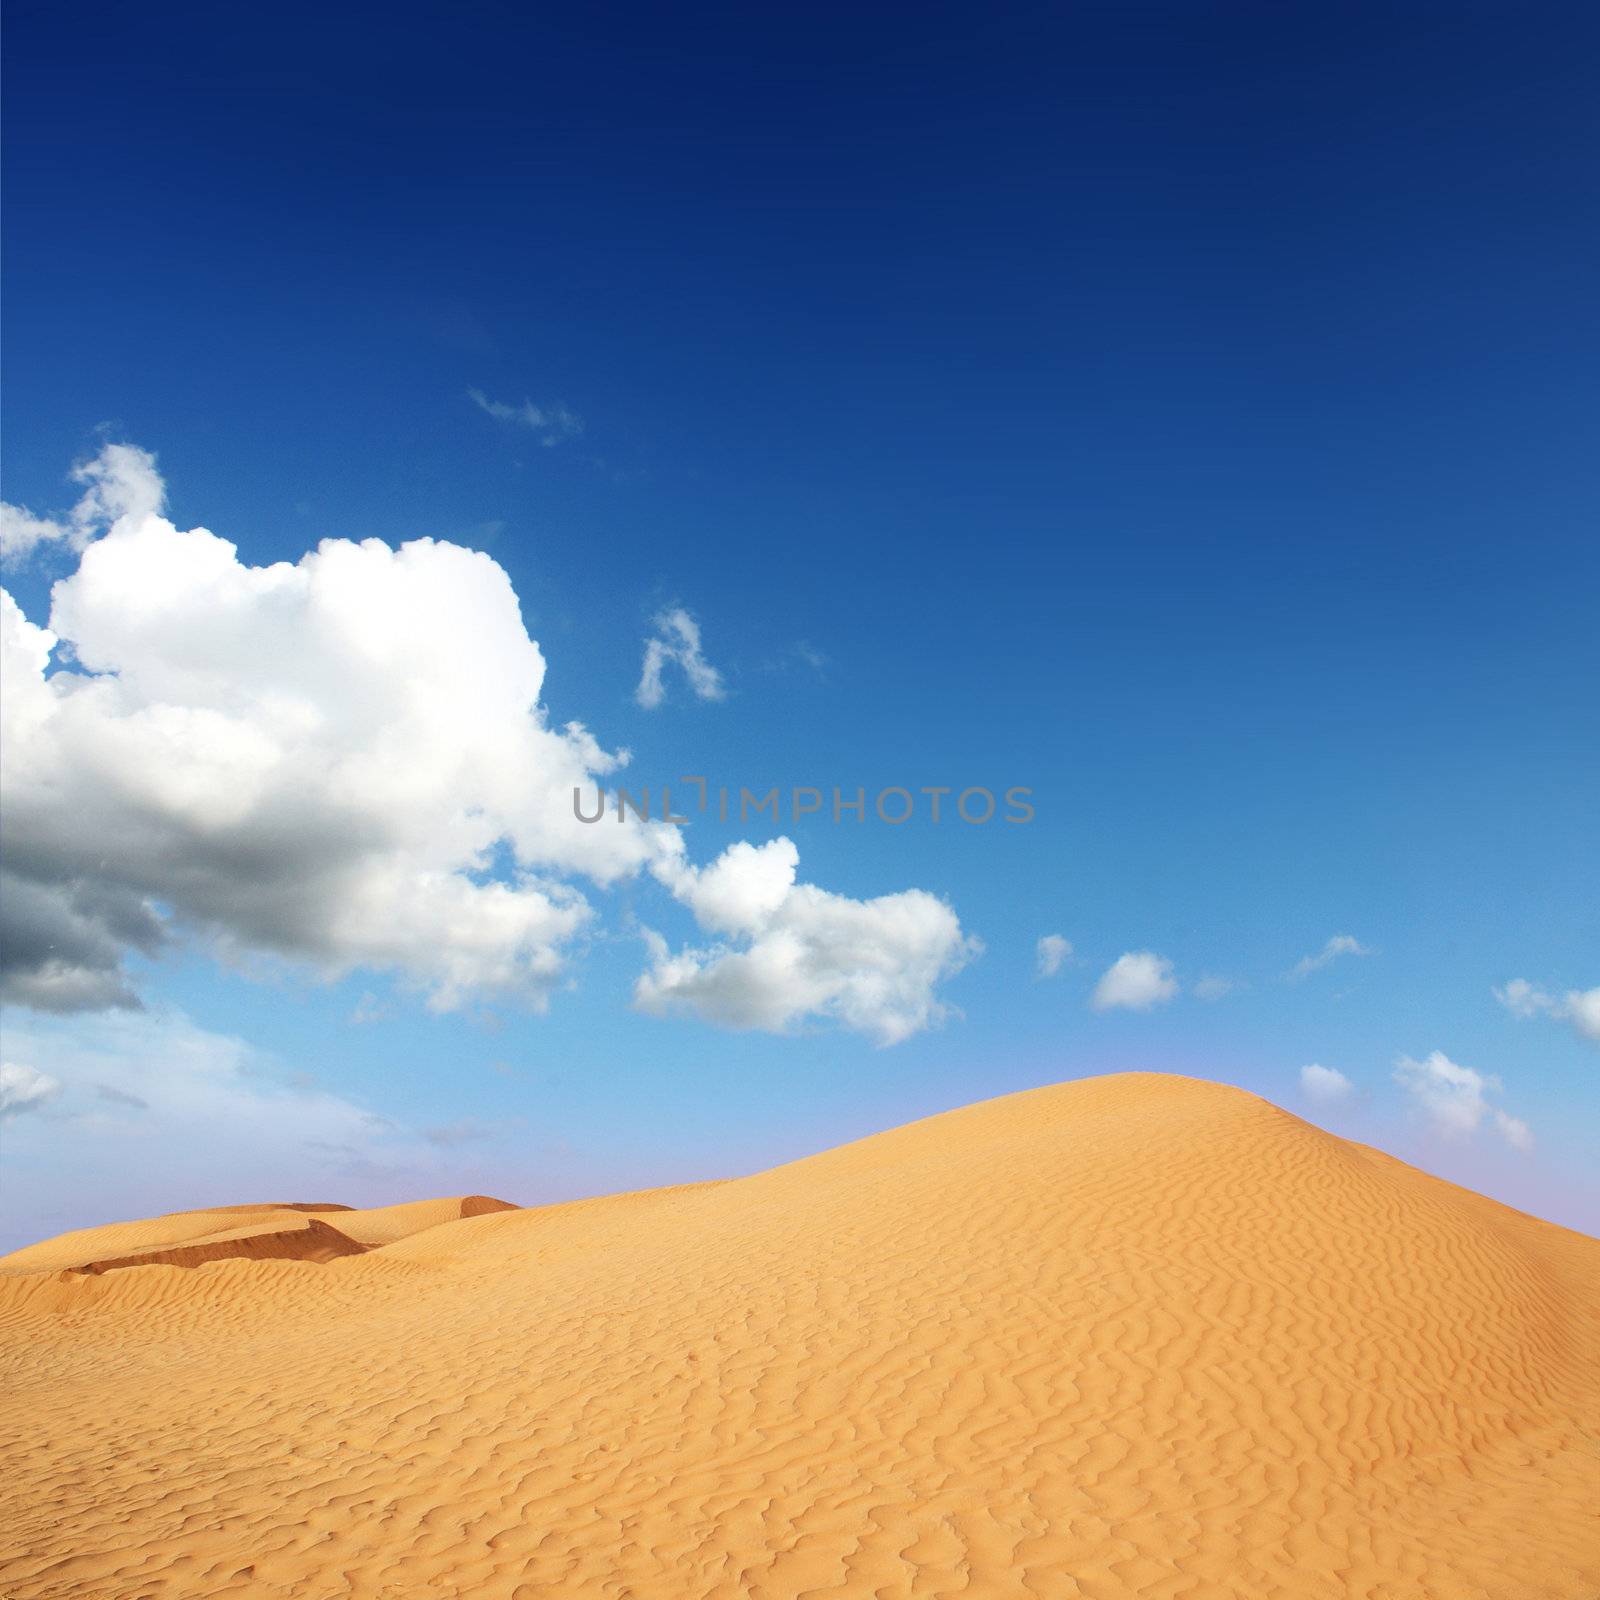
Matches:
[[73, 1216, 367, 1274], [0, 1208, 298, 1274], [0, 1196, 521, 1278], [303, 1194, 519, 1247]]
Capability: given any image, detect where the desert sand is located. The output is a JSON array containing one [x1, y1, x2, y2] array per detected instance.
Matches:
[[1, 1072, 1596, 1598]]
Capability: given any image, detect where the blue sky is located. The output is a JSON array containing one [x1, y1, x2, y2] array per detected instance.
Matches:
[[2, 2, 1596, 1249]]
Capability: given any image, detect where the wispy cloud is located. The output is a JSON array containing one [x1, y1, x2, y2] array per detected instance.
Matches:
[[636, 607, 726, 709], [468, 387, 582, 446], [95, 1083, 149, 1110], [1289, 934, 1372, 982], [1494, 978, 1600, 1046], [349, 992, 391, 1025], [0, 1008, 489, 1248], [423, 1119, 496, 1148], [0, 503, 73, 566]]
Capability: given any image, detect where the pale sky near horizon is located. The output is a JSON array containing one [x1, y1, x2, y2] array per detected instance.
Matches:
[[2, 2, 1597, 1250]]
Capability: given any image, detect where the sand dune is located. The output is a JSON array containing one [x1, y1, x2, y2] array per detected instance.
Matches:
[[165, 1201, 357, 1215], [299, 1192, 520, 1248], [64, 1215, 368, 1275], [0, 1195, 519, 1276], [1, 1073, 1595, 1598]]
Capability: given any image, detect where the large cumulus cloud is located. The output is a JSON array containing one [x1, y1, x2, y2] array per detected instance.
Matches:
[[1, 446, 679, 1012], [1, 443, 977, 1042]]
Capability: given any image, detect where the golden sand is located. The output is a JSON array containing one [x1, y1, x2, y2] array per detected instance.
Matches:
[[2, 1072, 1595, 1598]]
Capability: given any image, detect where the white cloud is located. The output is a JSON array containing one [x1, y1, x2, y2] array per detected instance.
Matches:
[[3, 441, 975, 1042], [635, 607, 726, 709], [1493, 1109, 1535, 1153], [468, 388, 582, 446], [1192, 975, 1238, 1001], [1394, 1051, 1491, 1136], [0, 504, 72, 566], [1091, 950, 1177, 1012], [68, 442, 167, 530], [1393, 1050, 1531, 1151], [1299, 1063, 1353, 1103], [1, 442, 165, 568], [1566, 987, 1600, 1043], [1493, 977, 1554, 1018], [1035, 934, 1072, 978], [0, 444, 683, 1013], [0, 1061, 61, 1120], [637, 838, 981, 1046], [1495, 978, 1600, 1046], [1289, 934, 1371, 981]]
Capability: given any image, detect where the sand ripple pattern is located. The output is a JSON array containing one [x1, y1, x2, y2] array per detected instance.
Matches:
[[2, 1074, 1596, 1598]]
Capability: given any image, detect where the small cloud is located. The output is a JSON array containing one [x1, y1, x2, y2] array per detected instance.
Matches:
[[423, 1118, 495, 1148], [0, 503, 72, 567], [1091, 951, 1177, 1012], [0, 1061, 63, 1120], [635, 607, 726, 709], [1495, 978, 1600, 1046], [1567, 987, 1600, 1042], [1035, 934, 1072, 979], [759, 641, 829, 679], [1493, 977, 1555, 1018], [468, 387, 583, 446], [1192, 975, 1239, 1002], [1393, 1050, 1531, 1152], [638, 837, 980, 1047], [1299, 1063, 1353, 1103], [94, 1083, 149, 1110], [1289, 934, 1372, 982]]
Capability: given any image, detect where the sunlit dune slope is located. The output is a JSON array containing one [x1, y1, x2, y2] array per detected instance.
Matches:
[[2, 1072, 1596, 1599]]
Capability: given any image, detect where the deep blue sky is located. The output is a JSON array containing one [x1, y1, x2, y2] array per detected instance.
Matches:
[[3, 2, 1597, 1245]]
